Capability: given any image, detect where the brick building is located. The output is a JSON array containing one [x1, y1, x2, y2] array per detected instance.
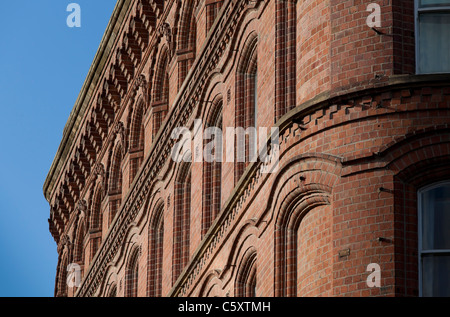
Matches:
[[43, 0, 450, 297]]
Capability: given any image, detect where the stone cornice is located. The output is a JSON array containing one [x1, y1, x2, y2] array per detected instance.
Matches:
[[43, 0, 132, 203]]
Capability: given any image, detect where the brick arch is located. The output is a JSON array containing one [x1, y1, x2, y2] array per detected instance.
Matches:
[[152, 45, 170, 103], [203, 94, 224, 128], [107, 284, 117, 297], [234, 246, 257, 297], [274, 188, 332, 297], [56, 251, 69, 297], [97, 264, 118, 297], [125, 246, 140, 297], [375, 129, 450, 296], [112, 225, 140, 276], [261, 155, 341, 296], [194, 76, 224, 120], [198, 270, 224, 297], [222, 220, 258, 293], [176, 0, 197, 51], [260, 154, 342, 228], [383, 128, 450, 179], [236, 31, 258, 74]]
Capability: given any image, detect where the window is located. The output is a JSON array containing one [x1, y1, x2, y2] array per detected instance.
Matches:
[[74, 221, 85, 266], [416, 0, 450, 74], [202, 100, 223, 237], [129, 100, 145, 183], [56, 255, 69, 297], [206, 0, 224, 32], [126, 249, 139, 297], [418, 181, 450, 296], [235, 34, 258, 184], [108, 285, 117, 297], [148, 204, 164, 297], [173, 163, 191, 284], [109, 144, 123, 226], [151, 47, 170, 140], [89, 189, 103, 262], [177, 0, 197, 88], [235, 249, 257, 297]]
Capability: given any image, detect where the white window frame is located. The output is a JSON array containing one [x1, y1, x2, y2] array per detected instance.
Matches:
[[417, 180, 450, 297], [415, 0, 450, 74]]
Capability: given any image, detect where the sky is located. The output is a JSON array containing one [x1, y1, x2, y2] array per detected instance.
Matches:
[[0, 1, 117, 297]]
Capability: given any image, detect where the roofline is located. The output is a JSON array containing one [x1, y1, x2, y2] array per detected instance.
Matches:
[[43, 0, 132, 202]]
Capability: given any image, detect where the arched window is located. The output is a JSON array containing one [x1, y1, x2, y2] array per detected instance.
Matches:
[[108, 284, 117, 297], [126, 248, 140, 297], [151, 47, 170, 140], [129, 100, 145, 183], [109, 145, 123, 227], [275, 0, 296, 121], [177, 0, 197, 88], [418, 181, 450, 296], [235, 248, 257, 297], [274, 189, 331, 297], [73, 220, 86, 267], [148, 203, 164, 297], [206, 0, 224, 33], [173, 162, 191, 284], [56, 254, 69, 297], [202, 99, 223, 237], [90, 189, 103, 262], [235, 34, 258, 184]]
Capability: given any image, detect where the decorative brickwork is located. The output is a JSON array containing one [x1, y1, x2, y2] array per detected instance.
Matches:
[[44, 0, 450, 297]]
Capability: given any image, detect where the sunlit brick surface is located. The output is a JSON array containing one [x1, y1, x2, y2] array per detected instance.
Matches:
[[45, 0, 450, 297]]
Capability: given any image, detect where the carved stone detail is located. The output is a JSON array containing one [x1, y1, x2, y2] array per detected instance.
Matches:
[[94, 163, 107, 198], [114, 122, 128, 158]]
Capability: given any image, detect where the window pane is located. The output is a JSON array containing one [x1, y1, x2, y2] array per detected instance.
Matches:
[[421, 183, 450, 250], [418, 13, 450, 74], [420, 0, 450, 8], [422, 255, 450, 297]]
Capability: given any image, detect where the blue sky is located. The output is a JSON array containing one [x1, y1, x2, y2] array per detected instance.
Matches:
[[0, 1, 117, 297]]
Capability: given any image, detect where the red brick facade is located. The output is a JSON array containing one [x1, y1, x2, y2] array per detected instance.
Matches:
[[44, 0, 450, 297]]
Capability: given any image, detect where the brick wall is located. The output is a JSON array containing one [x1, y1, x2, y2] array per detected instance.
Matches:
[[45, 0, 450, 297]]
